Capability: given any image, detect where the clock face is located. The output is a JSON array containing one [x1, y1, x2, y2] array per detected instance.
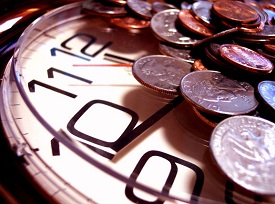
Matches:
[[0, 1, 266, 203]]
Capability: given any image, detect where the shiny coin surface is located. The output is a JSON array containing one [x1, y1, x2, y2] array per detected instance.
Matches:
[[180, 70, 258, 116], [192, 59, 208, 71], [158, 43, 196, 63], [111, 16, 150, 29], [178, 9, 215, 37], [210, 115, 275, 195], [150, 9, 199, 47], [219, 44, 274, 74], [212, 0, 259, 24], [151, 1, 177, 13], [132, 55, 192, 94], [127, 0, 152, 19], [257, 80, 275, 111]]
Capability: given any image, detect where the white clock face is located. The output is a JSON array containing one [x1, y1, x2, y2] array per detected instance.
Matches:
[[0, 1, 264, 204]]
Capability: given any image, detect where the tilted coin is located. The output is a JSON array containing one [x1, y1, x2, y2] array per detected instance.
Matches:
[[151, 1, 177, 13], [219, 44, 274, 74], [150, 9, 199, 47], [212, 0, 259, 24], [158, 42, 195, 63], [127, 0, 152, 19], [264, 43, 275, 54], [104, 0, 127, 6], [240, 25, 275, 39], [210, 115, 275, 195], [110, 16, 150, 29], [132, 55, 192, 95], [179, 70, 259, 116], [178, 9, 215, 37], [257, 80, 275, 114]]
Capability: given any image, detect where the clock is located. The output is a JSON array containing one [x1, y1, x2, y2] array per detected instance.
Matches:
[[0, 0, 273, 203]]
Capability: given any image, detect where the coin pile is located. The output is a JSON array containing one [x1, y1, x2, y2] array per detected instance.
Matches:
[[82, 0, 275, 197]]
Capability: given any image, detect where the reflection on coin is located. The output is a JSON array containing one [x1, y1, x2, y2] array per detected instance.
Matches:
[[192, 59, 208, 71], [212, 0, 259, 24], [132, 55, 192, 94], [219, 44, 274, 74], [257, 80, 275, 112], [179, 70, 258, 116], [111, 16, 150, 29], [82, 1, 127, 17], [178, 9, 215, 37], [151, 1, 177, 13], [210, 115, 275, 195], [150, 9, 199, 47], [158, 42, 195, 63], [127, 0, 152, 19]]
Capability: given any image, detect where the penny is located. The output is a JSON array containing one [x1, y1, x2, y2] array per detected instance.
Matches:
[[151, 1, 177, 13], [127, 0, 152, 19], [190, 1, 216, 29], [264, 43, 275, 54], [158, 42, 196, 63], [179, 70, 259, 116], [257, 80, 275, 112], [110, 16, 150, 29], [240, 25, 275, 39], [150, 9, 199, 47], [132, 55, 192, 95], [210, 115, 275, 195], [104, 0, 127, 6], [82, 1, 128, 17], [192, 59, 208, 71], [178, 9, 215, 37], [219, 44, 274, 74], [212, 0, 259, 24], [192, 106, 220, 128]]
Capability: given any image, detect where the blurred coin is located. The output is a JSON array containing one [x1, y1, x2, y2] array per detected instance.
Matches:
[[219, 44, 274, 74], [212, 0, 259, 24], [178, 9, 215, 37], [210, 115, 275, 195], [104, 0, 127, 6], [158, 42, 195, 63], [191, 1, 216, 29], [180, 70, 258, 116], [192, 59, 208, 71], [111, 16, 150, 29], [240, 25, 275, 39], [150, 9, 199, 47], [264, 43, 275, 54], [181, 1, 192, 10], [132, 55, 192, 94], [127, 0, 152, 19], [260, 3, 275, 25], [82, 1, 128, 17], [151, 1, 177, 13]]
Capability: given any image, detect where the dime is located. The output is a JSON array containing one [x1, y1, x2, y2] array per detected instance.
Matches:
[[132, 55, 192, 94], [158, 42, 195, 63], [127, 0, 152, 19], [179, 70, 259, 116], [210, 115, 275, 195], [257, 80, 275, 112], [150, 9, 199, 47], [151, 1, 177, 13], [219, 44, 274, 74], [82, 1, 127, 17], [178, 9, 215, 37], [212, 0, 259, 24], [110, 16, 150, 29]]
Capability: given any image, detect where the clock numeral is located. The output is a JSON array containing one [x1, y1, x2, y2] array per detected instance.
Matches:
[[50, 48, 90, 61], [125, 150, 204, 204], [51, 137, 60, 156]]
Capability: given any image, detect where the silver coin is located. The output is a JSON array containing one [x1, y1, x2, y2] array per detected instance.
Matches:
[[210, 115, 275, 195], [151, 1, 177, 13], [132, 55, 192, 94], [150, 9, 199, 47], [127, 0, 152, 19], [158, 42, 195, 63], [179, 70, 259, 116], [258, 80, 275, 110]]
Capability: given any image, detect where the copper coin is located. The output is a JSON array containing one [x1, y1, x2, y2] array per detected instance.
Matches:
[[132, 55, 192, 95], [241, 25, 275, 39], [111, 16, 150, 29], [264, 43, 275, 54], [150, 9, 198, 47], [257, 80, 275, 112], [104, 0, 127, 6], [192, 59, 208, 71], [82, 1, 127, 17], [158, 43, 195, 63], [212, 0, 259, 24], [127, 0, 152, 19], [151, 2, 177, 13], [210, 115, 275, 195], [178, 9, 215, 37], [219, 44, 274, 74], [191, 1, 216, 29], [179, 70, 258, 116]]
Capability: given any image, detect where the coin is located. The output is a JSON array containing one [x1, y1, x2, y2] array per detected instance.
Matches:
[[127, 0, 152, 19], [178, 9, 215, 37], [264, 43, 275, 54], [219, 44, 274, 74], [192, 59, 208, 71], [240, 25, 275, 39], [132, 55, 192, 95], [179, 70, 258, 116], [210, 115, 275, 195], [257, 80, 275, 113], [150, 9, 199, 47], [110, 16, 150, 29], [151, 1, 177, 13], [104, 0, 127, 6], [212, 0, 259, 24], [158, 42, 196, 63]]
